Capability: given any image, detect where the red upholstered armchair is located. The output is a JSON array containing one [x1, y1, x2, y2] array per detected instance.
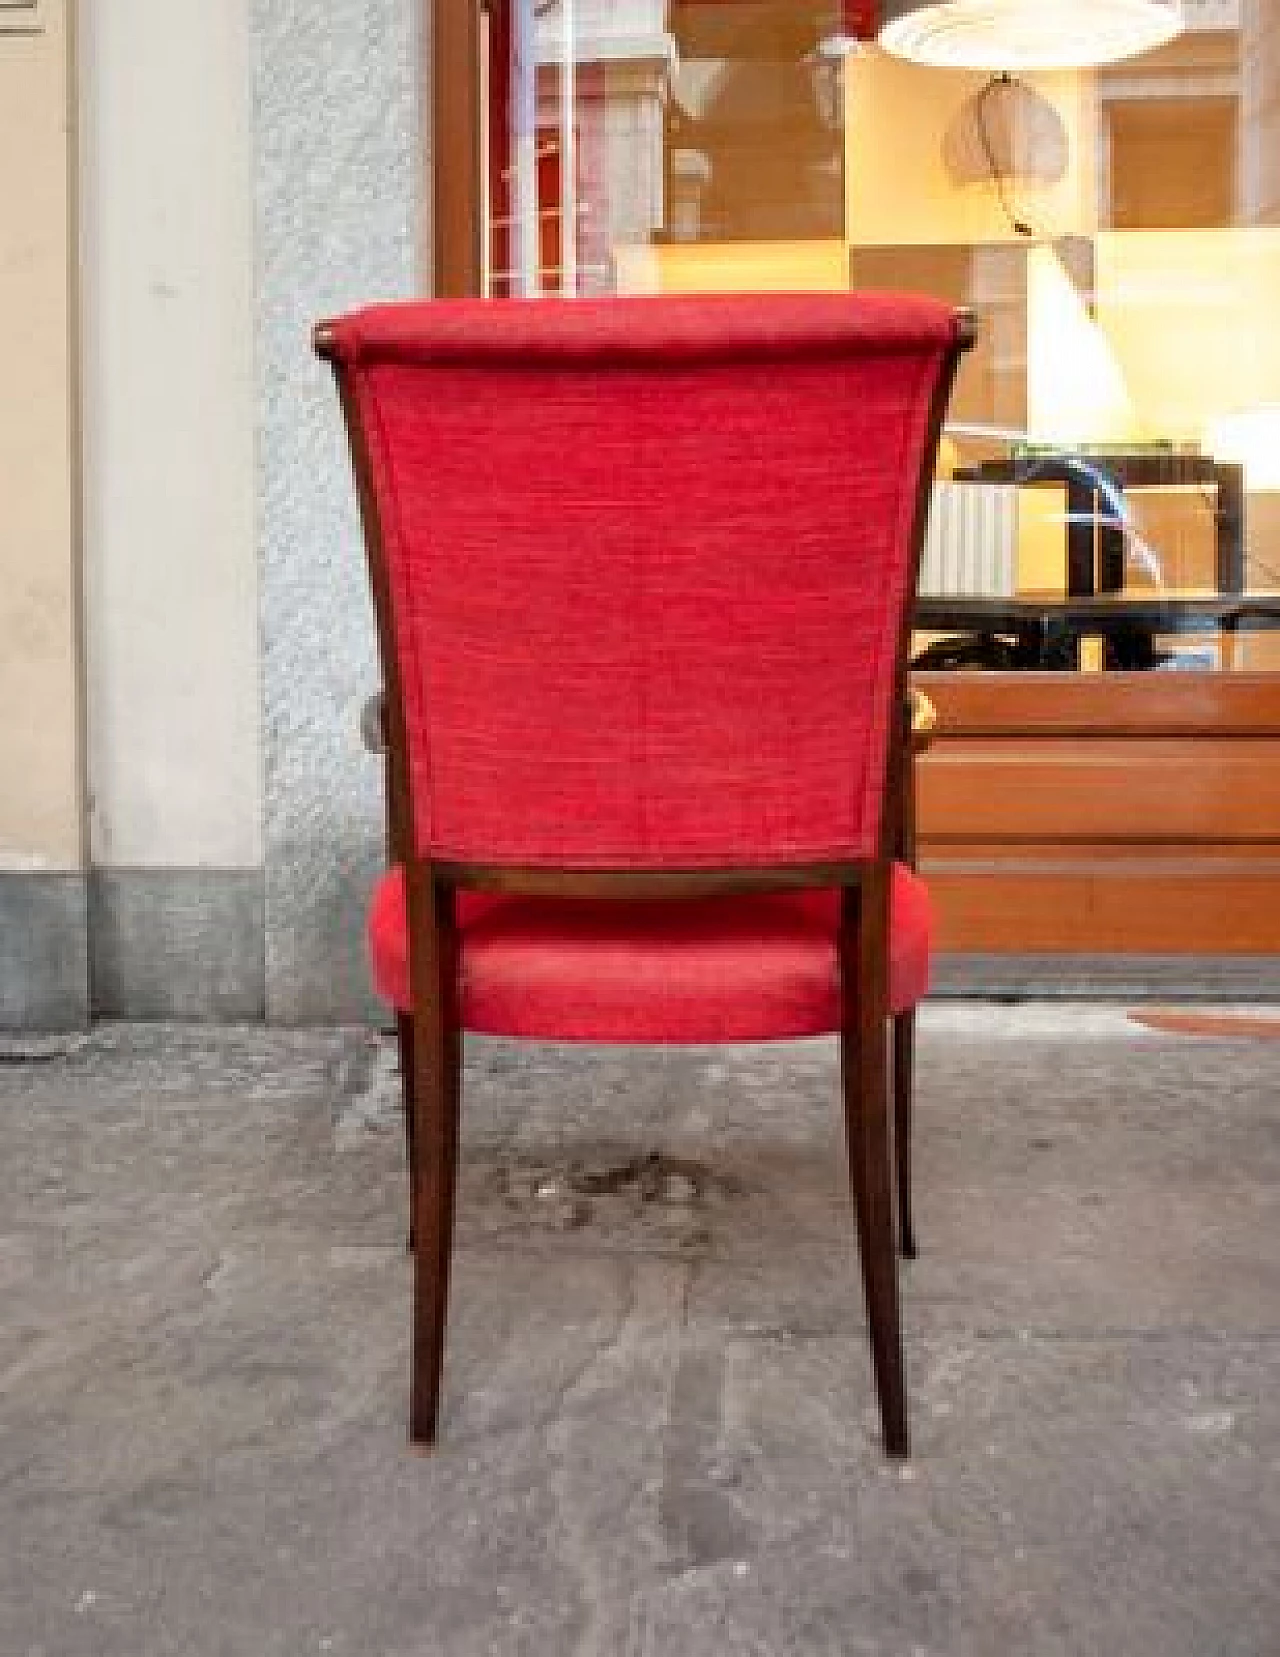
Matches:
[[315, 293, 973, 1458]]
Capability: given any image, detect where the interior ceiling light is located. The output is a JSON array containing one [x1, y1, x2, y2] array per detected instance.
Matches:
[[878, 0, 1184, 72]]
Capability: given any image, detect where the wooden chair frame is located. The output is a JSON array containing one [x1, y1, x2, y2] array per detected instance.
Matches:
[[365, 685, 937, 1268], [316, 311, 974, 1457]]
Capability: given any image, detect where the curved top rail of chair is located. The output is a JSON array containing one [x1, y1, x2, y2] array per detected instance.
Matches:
[[312, 294, 975, 368]]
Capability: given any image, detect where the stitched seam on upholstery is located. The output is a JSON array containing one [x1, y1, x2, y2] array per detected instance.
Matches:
[[360, 372, 438, 855], [638, 442, 650, 857], [861, 355, 925, 845], [419, 839, 871, 868], [859, 350, 940, 857]]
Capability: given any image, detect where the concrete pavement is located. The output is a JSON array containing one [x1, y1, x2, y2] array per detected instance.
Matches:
[[2, 1007, 1277, 1655]]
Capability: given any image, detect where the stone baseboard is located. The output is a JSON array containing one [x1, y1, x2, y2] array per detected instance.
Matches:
[[89, 870, 265, 1020], [0, 873, 89, 1029], [933, 953, 1280, 1001]]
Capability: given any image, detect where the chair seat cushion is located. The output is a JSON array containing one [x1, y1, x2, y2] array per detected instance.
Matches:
[[368, 864, 932, 1042]]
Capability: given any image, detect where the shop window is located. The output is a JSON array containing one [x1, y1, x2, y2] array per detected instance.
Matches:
[[480, 1, 1280, 671]]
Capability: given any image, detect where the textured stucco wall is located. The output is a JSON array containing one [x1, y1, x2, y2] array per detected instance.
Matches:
[[254, 0, 423, 1021]]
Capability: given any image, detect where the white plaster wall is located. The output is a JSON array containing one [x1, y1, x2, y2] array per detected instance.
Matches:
[[0, 0, 84, 869], [79, 0, 261, 868]]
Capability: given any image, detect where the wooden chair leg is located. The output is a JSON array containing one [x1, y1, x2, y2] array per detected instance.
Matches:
[[839, 884, 909, 1460], [409, 1012, 462, 1449], [893, 1010, 918, 1260], [395, 1011, 417, 1253]]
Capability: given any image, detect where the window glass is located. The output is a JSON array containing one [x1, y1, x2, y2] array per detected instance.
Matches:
[[487, 1, 1280, 673]]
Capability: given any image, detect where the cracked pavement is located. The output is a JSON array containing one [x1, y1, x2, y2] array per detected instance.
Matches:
[[1, 1007, 1278, 1655]]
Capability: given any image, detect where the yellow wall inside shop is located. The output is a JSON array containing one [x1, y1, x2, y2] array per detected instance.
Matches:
[[613, 238, 848, 294], [843, 49, 1098, 248]]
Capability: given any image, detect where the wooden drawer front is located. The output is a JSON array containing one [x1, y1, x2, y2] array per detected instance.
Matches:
[[920, 739, 1280, 844], [915, 672, 1280, 738], [926, 856, 1280, 953], [914, 674, 1280, 956]]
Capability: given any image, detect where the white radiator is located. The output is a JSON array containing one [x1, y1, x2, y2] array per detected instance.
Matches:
[[918, 481, 1018, 598]]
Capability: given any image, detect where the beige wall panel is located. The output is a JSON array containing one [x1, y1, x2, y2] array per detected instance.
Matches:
[[0, 1, 84, 869]]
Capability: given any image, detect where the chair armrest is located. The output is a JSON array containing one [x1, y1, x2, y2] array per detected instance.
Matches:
[[908, 687, 937, 756], [896, 687, 937, 868], [362, 691, 388, 754]]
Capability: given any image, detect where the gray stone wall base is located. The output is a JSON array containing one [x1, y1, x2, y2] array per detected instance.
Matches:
[[0, 873, 89, 1030], [90, 870, 265, 1020], [5, 870, 1279, 1026], [933, 954, 1280, 1001], [265, 833, 385, 1024]]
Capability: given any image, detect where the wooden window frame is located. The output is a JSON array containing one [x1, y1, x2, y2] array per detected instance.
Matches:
[[432, 0, 486, 296]]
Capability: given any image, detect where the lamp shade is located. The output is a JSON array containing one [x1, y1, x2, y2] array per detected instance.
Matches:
[[879, 0, 1184, 71], [1205, 405, 1280, 492]]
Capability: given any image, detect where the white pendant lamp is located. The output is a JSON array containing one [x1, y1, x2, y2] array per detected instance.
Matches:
[[879, 0, 1184, 72]]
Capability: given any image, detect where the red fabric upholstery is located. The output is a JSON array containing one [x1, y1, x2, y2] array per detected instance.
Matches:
[[325, 293, 961, 867], [368, 862, 932, 1041], [321, 294, 965, 1459]]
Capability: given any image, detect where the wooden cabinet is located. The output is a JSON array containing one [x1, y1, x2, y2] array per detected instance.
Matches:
[[918, 674, 1280, 955]]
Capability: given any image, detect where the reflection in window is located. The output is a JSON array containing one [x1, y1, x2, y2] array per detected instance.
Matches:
[[666, 2, 844, 242], [485, 0, 1280, 670]]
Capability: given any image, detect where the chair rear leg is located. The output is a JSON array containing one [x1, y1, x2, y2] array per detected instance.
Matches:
[[396, 1011, 417, 1252], [409, 1017, 462, 1448], [841, 1013, 908, 1459], [840, 875, 908, 1459], [893, 1010, 918, 1259]]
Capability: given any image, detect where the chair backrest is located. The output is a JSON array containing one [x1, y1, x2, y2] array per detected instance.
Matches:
[[318, 293, 970, 870]]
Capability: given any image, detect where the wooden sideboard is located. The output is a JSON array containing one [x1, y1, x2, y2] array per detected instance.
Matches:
[[917, 673, 1280, 955]]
